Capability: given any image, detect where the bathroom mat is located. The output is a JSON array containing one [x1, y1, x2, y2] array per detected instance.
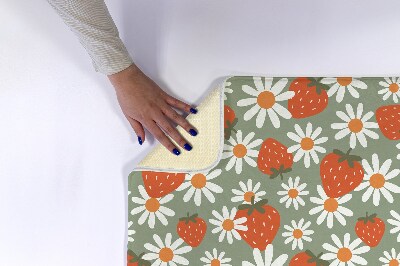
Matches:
[[127, 76, 400, 266]]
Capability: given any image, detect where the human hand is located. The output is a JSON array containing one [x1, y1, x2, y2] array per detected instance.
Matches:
[[108, 64, 198, 155]]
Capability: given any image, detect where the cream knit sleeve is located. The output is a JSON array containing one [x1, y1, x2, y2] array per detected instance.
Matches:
[[47, 0, 134, 75]]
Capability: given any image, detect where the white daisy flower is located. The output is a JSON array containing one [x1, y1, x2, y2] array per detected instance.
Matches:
[[309, 185, 353, 229], [397, 143, 400, 160], [200, 248, 232, 266], [128, 221, 135, 242], [321, 77, 367, 103], [142, 233, 192, 266], [378, 77, 400, 103], [237, 76, 294, 128], [355, 153, 400, 206], [321, 233, 370, 265], [242, 245, 288, 266], [388, 210, 400, 242], [287, 123, 328, 168], [282, 218, 314, 250], [277, 176, 309, 210], [176, 168, 223, 207], [224, 80, 233, 101], [331, 103, 379, 148], [379, 248, 400, 266], [209, 206, 247, 244], [231, 179, 266, 204], [130, 185, 175, 229], [222, 130, 262, 174]]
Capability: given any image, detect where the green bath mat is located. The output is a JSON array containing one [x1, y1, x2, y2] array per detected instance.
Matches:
[[127, 76, 400, 266]]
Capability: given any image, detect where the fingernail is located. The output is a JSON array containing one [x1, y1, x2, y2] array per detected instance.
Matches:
[[172, 148, 181, 156], [190, 107, 198, 114], [184, 143, 192, 151], [138, 136, 143, 145], [189, 129, 198, 136]]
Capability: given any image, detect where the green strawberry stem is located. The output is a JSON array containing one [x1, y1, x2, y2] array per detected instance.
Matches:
[[305, 250, 330, 266], [179, 213, 198, 224], [224, 118, 238, 140], [270, 165, 292, 180], [307, 77, 330, 95], [333, 148, 362, 168], [238, 196, 268, 215], [357, 212, 377, 224]]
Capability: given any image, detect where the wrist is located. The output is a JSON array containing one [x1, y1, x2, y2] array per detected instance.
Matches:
[[107, 63, 141, 87]]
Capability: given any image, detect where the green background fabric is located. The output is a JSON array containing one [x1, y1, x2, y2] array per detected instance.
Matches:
[[128, 76, 400, 266]]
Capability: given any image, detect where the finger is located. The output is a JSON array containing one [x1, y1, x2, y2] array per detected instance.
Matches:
[[162, 107, 198, 137], [165, 95, 197, 114], [126, 117, 146, 145], [154, 113, 192, 152], [144, 120, 181, 156]]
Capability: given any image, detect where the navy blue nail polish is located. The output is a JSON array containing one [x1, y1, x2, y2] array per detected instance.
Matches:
[[173, 148, 181, 156], [184, 143, 192, 151], [190, 108, 198, 114], [189, 129, 198, 136], [138, 136, 143, 145]]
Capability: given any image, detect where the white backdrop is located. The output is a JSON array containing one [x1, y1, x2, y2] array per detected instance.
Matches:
[[1, 0, 400, 265]]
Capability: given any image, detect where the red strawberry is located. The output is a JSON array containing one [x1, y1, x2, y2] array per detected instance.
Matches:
[[235, 197, 280, 250], [177, 213, 207, 247], [355, 212, 385, 247], [376, 105, 400, 140], [127, 250, 150, 266], [289, 250, 329, 266], [142, 171, 185, 198], [320, 149, 364, 198], [257, 138, 293, 179], [224, 105, 237, 140], [288, 77, 329, 118]]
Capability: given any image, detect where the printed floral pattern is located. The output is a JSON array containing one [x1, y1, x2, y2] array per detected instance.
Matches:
[[355, 153, 400, 206], [331, 103, 379, 148], [237, 77, 294, 128], [209, 206, 247, 244], [378, 77, 400, 103], [222, 130, 262, 174], [277, 176, 309, 210], [175, 169, 223, 206], [128, 77, 400, 265], [321, 77, 367, 103], [287, 123, 328, 168], [321, 233, 370, 265]]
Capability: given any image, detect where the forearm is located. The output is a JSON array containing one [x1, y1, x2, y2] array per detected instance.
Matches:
[[47, 0, 134, 75]]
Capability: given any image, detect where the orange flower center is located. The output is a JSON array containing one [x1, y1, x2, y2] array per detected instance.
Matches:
[[191, 174, 207, 189], [244, 191, 255, 202], [288, 188, 299, 198], [324, 198, 338, 212], [369, 173, 385, 189], [389, 83, 400, 93], [348, 119, 363, 133], [222, 219, 235, 231], [389, 259, 400, 266], [337, 247, 352, 262], [337, 77, 352, 86], [233, 144, 247, 158], [257, 91, 276, 109], [159, 247, 174, 262], [211, 259, 221, 266], [301, 137, 314, 151], [293, 229, 303, 239], [145, 198, 160, 212]]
